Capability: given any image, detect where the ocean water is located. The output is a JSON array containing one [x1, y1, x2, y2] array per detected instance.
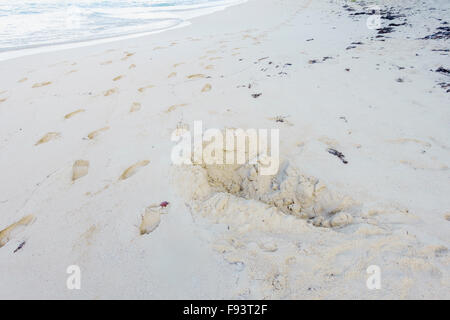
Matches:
[[0, 0, 245, 52]]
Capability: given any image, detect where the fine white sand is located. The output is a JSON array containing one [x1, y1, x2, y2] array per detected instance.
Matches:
[[0, 0, 449, 299]]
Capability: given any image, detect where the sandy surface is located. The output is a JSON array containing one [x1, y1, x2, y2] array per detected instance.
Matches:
[[0, 0, 449, 299]]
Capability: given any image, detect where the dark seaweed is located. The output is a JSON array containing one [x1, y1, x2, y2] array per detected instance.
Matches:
[[422, 26, 450, 40], [327, 148, 348, 164], [436, 67, 450, 75]]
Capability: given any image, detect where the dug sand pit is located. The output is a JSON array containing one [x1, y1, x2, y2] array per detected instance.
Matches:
[[176, 159, 356, 229]]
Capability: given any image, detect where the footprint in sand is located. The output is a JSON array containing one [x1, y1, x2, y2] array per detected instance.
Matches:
[[0, 214, 35, 248], [387, 138, 432, 148], [113, 75, 124, 81], [201, 84, 212, 92], [32, 81, 51, 88], [429, 137, 450, 151], [72, 160, 89, 181], [445, 213, 450, 221], [140, 208, 160, 235], [129, 64, 136, 69], [18, 77, 28, 83], [121, 52, 134, 61], [399, 159, 448, 171], [138, 85, 154, 93], [64, 109, 85, 119], [173, 63, 185, 68], [35, 132, 60, 146], [168, 72, 177, 78], [87, 127, 109, 139], [104, 88, 118, 96], [139, 204, 167, 235], [165, 103, 188, 113], [205, 65, 214, 70], [318, 136, 340, 148], [0, 98, 7, 103], [119, 160, 150, 180], [187, 74, 206, 79], [78, 225, 97, 246], [85, 184, 110, 197], [130, 102, 141, 113], [100, 60, 112, 65]]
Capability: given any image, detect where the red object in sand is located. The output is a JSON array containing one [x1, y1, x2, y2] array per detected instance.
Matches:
[[160, 201, 169, 207]]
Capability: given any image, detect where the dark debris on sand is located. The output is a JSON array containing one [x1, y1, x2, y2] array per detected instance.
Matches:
[[327, 148, 348, 164], [422, 26, 450, 40], [336, 1, 450, 95], [345, 3, 408, 39], [436, 67, 450, 92], [438, 82, 450, 93], [254, 58, 293, 77], [13, 241, 26, 253], [436, 67, 450, 75], [377, 27, 394, 35]]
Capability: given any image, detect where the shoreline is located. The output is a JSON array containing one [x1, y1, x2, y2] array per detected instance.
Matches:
[[0, 0, 247, 62], [0, 0, 449, 299], [0, 21, 191, 62]]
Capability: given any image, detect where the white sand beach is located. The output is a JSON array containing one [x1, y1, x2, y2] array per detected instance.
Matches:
[[0, 0, 449, 299]]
